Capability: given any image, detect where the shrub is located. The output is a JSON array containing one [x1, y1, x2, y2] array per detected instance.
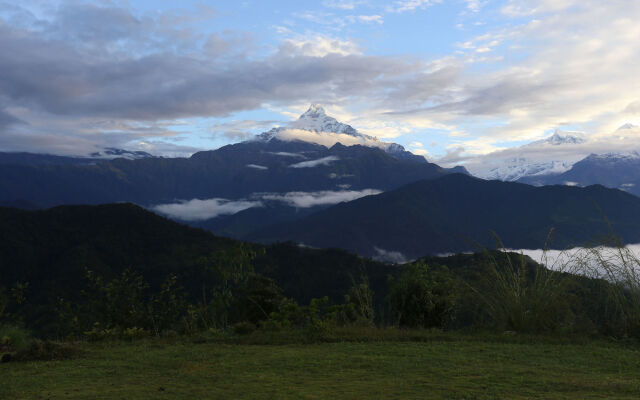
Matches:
[[387, 262, 457, 328], [232, 321, 257, 335], [0, 325, 32, 353]]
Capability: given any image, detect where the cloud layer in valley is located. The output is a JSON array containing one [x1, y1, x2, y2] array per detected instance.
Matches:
[[153, 198, 263, 221], [261, 189, 381, 208], [152, 188, 382, 220]]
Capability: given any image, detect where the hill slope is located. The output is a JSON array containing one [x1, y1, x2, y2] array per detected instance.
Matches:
[[0, 204, 395, 334], [250, 174, 640, 258]]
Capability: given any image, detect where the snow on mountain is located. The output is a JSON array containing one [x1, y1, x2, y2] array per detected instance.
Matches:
[[480, 159, 577, 181], [583, 151, 640, 162], [256, 104, 418, 159], [527, 130, 586, 146], [289, 104, 360, 136], [472, 130, 587, 181]]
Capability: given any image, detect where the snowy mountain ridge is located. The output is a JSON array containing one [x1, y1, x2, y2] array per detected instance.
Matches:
[[527, 130, 586, 146], [256, 104, 415, 158], [473, 130, 587, 181]]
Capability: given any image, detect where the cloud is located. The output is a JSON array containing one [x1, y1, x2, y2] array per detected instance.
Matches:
[[288, 155, 340, 168], [322, 0, 366, 10], [444, 125, 640, 176], [388, 0, 441, 13], [153, 188, 382, 220], [279, 36, 362, 56], [152, 198, 262, 221], [212, 120, 280, 141], [373, 247, 408, 264], [3, 1, 640, 160], [246, 164, 268, 170], [261, 189, 382, 207], [276, 128, 392, 149], [267, 151, 306, 158], [352, 15, 383, 24]]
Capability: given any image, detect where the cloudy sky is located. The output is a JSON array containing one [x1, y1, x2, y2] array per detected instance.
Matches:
[[1, 0, 639, 164]]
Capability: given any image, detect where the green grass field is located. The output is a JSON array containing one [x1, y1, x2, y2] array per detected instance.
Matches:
[[2, 333, 640, 399]]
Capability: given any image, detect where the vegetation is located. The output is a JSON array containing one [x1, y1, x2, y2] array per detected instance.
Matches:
[[3, 334, 640, 399], [2, 204, 640, 397]]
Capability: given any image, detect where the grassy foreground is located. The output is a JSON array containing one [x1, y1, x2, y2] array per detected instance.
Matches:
[[2, 333, 640, 399]]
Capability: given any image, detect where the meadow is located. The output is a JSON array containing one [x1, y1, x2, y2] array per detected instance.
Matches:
[[2, 331, 640, 399]]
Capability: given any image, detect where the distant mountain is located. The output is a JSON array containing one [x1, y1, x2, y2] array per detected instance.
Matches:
[[519, 152, 640, 197], [258, 104, 426, 163], [0, 106, 455, 208], [528, 130, 586, 146], [0, 152, 99, 166], [249, 174, 640, 258], [473, 130, 586, 181]]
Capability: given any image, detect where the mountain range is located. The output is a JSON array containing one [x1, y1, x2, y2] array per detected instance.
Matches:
[[0, 106, 460, 209], [2, 105, 640, 258], [248, 173, 640, 259], [519, 152, 640, 196], [469, 126, 640, 197]]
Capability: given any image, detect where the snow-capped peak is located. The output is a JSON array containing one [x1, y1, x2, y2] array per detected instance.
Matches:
[[289, 104, 359, 136], [528, 130, 586, 146], [254, 105, 424, 161], [300, 103, 327, 118]]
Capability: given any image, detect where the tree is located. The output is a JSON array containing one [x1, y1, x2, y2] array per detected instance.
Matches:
[[387, 262, 456, 328]]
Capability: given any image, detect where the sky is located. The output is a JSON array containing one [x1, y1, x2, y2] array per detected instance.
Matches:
[[1, 0, 639, 166]]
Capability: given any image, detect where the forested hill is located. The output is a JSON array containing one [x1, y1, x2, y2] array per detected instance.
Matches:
[[0, 203, 396, 335], [250, 173, 640, 258]]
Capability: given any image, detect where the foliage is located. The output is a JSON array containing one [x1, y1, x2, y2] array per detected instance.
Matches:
[[331, 275, 375, 326], [468, 247, 572, 333], [566, 241, 640, 338], [387, 262, 457, 328], [0, 325, 32, 353]]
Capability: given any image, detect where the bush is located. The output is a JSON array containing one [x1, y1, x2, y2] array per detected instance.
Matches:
[[387, 262, 457, 328], [232, 321, 257, 335], [0, 325, 32, 353]]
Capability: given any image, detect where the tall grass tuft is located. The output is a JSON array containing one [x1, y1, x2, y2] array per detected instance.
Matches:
[[470, 231, 574, 333], [560, 238, 640, 338]]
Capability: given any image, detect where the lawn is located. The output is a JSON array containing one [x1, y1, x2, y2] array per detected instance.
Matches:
[[2, 334, 640, 399]]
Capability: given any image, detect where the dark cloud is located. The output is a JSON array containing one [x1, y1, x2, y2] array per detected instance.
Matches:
[[0, 3, 459, 155], [0, 107, 23, 129], [0, 3, 445, 121]]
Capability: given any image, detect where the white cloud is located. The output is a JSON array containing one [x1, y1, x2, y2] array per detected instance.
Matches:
[[246, 164, 268, 170], [153, 198, 262, 221], [373, 247, 408, 264], [152, 188, 382, 220], [353, 15, 383, 24], [276, 128, 392, 149], [280, 36, 361, 57], [441, 125, 640, 174], [322, 0, 366, 10], [288, 155, 340, 168], [262, 189, 382, 207], [388, 0, 440, 13], [267, 151, 306, 158]]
